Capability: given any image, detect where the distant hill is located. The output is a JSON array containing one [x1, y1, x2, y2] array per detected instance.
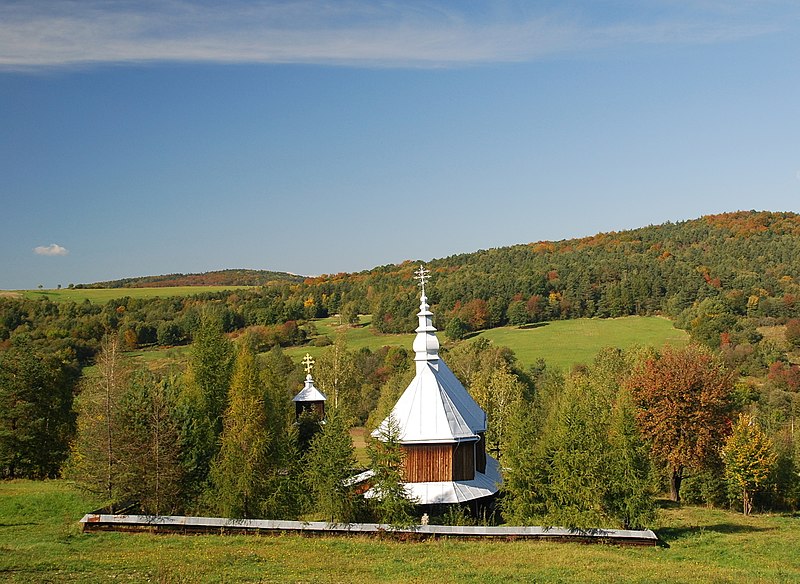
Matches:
[[306, 210, 800, 334], [76, 269, 305, 288]]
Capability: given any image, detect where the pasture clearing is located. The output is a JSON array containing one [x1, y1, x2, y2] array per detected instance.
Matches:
[[129, 315, 688, 373], [15, 286, 253, 303], [474, 317, 688, 371]]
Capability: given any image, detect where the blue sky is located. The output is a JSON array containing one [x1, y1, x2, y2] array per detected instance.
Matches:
[[2, 1, 800, 289]]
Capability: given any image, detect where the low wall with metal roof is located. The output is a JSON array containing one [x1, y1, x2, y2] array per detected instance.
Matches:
[[80, 513, 660, 546]]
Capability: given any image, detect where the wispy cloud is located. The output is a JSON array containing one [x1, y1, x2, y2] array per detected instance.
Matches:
[[34, 243, 69, 256], [0, 1, 793, 70]]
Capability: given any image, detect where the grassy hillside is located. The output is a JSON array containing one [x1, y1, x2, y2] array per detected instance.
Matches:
[[1, 480, 798, 583], [285, 315, 688, 371], [475, 316, 688, 371], [17, 286, 254, 303]]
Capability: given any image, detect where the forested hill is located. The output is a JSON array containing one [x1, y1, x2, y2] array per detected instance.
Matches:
[[322, 210, 800, 336], [4, 210, 800, 368], [77, 269, 305, 288]]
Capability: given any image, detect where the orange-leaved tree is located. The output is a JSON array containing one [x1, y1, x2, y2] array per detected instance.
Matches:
[[626, 344, 735, 502]]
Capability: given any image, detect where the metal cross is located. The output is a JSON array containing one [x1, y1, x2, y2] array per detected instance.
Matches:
[[302, 353, 315, 375], [414, 265, 431, 295]]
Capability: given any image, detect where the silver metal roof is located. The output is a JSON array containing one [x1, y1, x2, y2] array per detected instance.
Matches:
[[292, 374, 327, 402]]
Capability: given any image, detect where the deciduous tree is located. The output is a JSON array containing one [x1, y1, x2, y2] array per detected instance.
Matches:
[[627, 344, 735, 502], [722, 413, 777, 515], [0, 341, 79, 479]]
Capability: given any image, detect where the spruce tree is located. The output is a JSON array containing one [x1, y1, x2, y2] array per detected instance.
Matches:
[[179, 311, 234, 504], [304, 406, 358, 524], [368, 415, 416, 527], [115, 371, 184, 515]]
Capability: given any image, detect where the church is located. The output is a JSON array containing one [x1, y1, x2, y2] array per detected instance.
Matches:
[[370, 266, 502, 505]]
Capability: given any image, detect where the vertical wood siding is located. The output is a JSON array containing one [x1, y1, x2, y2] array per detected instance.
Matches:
[[402, 444, 452, 482], [402, 442, 477, 482], [452, 442, 475, 481]]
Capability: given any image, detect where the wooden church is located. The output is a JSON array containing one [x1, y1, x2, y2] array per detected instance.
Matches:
[[370, 266, 502, 505]]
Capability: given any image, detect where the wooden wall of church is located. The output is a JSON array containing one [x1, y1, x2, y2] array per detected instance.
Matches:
[[452, 442, 475, 481], [402, 444, 452, 482], [402, 442, 477, 482]]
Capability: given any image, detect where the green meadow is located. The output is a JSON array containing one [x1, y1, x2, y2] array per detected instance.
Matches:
[[15, 286, 253, 303], [285, 315, 409, 362], [1, 480, 798, 583], [288, 315, 688, 371], [126, 315, 688, 373], [474, 317, 689, 371]]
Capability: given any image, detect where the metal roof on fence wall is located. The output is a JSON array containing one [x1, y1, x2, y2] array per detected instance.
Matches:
[[79, 513, 660, 546]]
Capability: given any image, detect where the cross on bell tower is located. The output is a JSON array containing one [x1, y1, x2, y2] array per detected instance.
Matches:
[[302, 353, 315, 375]]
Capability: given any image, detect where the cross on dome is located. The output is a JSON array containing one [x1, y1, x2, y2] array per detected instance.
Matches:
[[302, 353, 315, 375], [414, 265, 431, 297]]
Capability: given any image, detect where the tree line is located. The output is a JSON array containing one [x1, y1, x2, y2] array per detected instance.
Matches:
[[5, 211, 800, 363]]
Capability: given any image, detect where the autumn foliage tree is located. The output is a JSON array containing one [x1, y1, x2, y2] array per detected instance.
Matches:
[[722, 413, 777, 515], [627, 345, 735, 502]]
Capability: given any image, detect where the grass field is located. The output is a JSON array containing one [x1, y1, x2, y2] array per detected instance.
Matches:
[[1, 480, 798, 583], [13, 286, 253, 303], [125, 315, 688, 373], [284, 315, 409, 362], [287, 315, 688, 372], [474, 317, 688, 371]]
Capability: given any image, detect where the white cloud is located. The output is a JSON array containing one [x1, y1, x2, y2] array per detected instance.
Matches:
[[0, 1, 792, 70], [34, 243, 69, 256]]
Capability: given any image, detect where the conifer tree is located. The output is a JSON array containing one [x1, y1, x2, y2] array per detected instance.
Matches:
[[186, 310, 235, 437], [368, 415, 416, 527], [469, 362, 524, 458], [304, 406, 358, 524], [68, 336, 128, 508], [315, 334, 358, 410], [115, 371, 184, 515], [179, 311, 234, 502], [210, 341, 272, 518], [501, 370, 563, 524], [502, 352, 656, 530], [604, 386, 657, 529]]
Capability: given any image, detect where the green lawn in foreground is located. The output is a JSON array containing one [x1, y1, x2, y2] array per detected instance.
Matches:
[[16, 286, 253, 303], [475, 316, 689, 371], [1, 480, 798, 583]]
